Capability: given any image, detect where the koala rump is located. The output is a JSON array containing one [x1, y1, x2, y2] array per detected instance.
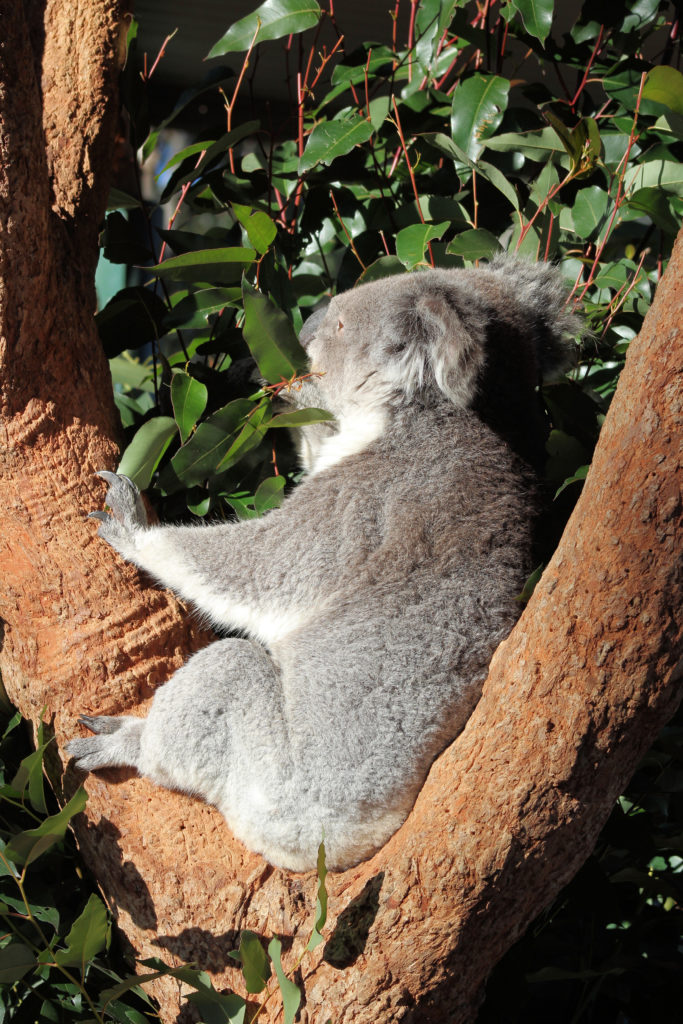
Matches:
[[68, 259, 576, 871]]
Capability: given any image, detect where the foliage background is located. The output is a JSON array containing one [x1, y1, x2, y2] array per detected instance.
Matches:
[[1, 0, 682, 1020]]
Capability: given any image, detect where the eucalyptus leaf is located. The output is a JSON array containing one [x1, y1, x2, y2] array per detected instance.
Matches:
[[447, 228, 502, 261], [164, 287, 241, 330], [117, 417, 177, 489], [55, 894, 109, 968], [451, 74, 510, 160], [4, 788, 88, 868], [186, 987, 247, 1024], [235, 930, 271, 993], [267, 937, 301, 1024], [168, 399, 258, 486], [506, 0, 554, 42], [0, 943, 36, 984], [571, 186, 610, 240], [306, 841, 328, 951], [396, 221, 450, 269], [254, 476, 286, 514], [232, 203, 277, 254], [96, 288, 168, 358], [266, 407, 334, 428], [242, 280, 308, 381], [150, 248, 257, 284], [171, 372, 208, 444], [642, 66, 683, 115], [299, 112, 374, 172], [208, 0, 321, 57]]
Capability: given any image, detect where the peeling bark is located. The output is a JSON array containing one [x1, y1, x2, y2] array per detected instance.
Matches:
[[0, 3, 682, 1022]]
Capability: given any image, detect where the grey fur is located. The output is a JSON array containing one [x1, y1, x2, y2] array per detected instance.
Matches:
[[68, 259, 576, 871]]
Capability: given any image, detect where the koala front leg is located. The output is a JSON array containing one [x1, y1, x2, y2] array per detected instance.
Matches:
[[89, 471, 149, 563], [88, 472, 315, 638]]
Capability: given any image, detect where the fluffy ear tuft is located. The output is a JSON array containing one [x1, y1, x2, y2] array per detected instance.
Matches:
[[415, 289, 488, 406], [386, 282, 488, 407], [483, 256, 580, 377]]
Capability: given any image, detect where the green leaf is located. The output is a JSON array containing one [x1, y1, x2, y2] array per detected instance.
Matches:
[[450, 74, 510, 160], [100, 212, 152, 265], [254, 476, 286, 514], [415, 0, 459, 72], [545, 429, 588, 486], [555, 463, 589, 498], [107, 187, 142, 211], [626, 187, 681, 235], [482, 127, 564, 155], [507, 0, 554, 43], [357, 256, 406, 284], [161, 124, 261, 202], [150, 248, 257, 284], [544, 111, 601, 177], [117, 417, 177, 489], [266, 407, 334, 428], [171, 372, 208, 444], [100, 966, 211, 1008], [396, 221, 450, 270], [168, 399, 258, 486], [628, 159, 683, 196], [11, 720, 49, 814], [235, 930, 271, 993], [306, 841, 328, 951], [232, 204, 277, 255], [0, 943, 36, 983], [267, 937, 301, 1024], [516, 564, 544, 603], [299, 112, 374, 172], [55, 894, 109, 968], [0, 893, 59, 928], [642, 66, 683, 115], [242, 280, 308, 381], [208, 0, 322, 57], [447, 228, 502, 261], [570, 186, 610, 239], [186, 987, 247, 1023], [4, 788, 88, 867], [426, 133, 519, 209], [165, 287, 241, 330], [96, 288, 168, 358]]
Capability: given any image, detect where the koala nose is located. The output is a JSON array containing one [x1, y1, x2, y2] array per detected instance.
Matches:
[[299, 302, 329, 350]]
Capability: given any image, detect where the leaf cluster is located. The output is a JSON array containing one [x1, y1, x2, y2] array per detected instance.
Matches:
[[101, 0, 682, 528]]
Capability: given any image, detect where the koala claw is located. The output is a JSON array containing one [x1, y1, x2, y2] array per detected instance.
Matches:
[[91, 471, 148, 540], [77, 714, 123, 734]]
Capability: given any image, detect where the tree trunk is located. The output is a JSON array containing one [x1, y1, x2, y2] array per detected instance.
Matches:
[[1, 3, 681, 1022]]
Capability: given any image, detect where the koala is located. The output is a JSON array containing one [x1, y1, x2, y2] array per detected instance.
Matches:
[[68, 258, 576, 872]]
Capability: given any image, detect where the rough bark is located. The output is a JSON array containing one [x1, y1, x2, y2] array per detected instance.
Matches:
[[0, 3, 682, 1022]]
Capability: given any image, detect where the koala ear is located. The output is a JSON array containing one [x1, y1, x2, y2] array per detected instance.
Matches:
[[390, 283, 487, 407]]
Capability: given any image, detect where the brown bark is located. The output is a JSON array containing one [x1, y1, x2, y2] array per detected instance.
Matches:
[[1, 3, 682, 1022]]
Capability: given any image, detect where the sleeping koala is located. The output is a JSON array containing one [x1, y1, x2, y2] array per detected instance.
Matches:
[[68, 258, 576, 872]]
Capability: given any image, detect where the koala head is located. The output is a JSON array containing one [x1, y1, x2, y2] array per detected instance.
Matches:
[[287, 258, 578, 472]]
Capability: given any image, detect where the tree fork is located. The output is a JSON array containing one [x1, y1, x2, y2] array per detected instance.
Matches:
[[0, 2, 682, 1021]]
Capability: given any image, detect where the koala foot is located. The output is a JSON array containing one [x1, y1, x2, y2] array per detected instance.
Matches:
[[89, 471, 148, 556], [67, 714, 144, 772]]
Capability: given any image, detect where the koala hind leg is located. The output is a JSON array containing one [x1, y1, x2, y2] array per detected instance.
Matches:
[[67, 715, 144, 772]]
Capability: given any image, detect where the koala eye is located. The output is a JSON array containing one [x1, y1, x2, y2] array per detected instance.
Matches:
[[337, 319, 344, 331]]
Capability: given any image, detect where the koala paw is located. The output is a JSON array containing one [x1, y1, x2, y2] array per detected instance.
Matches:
[[67, 714, 142, 772], [89, 471, 148, 556]]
